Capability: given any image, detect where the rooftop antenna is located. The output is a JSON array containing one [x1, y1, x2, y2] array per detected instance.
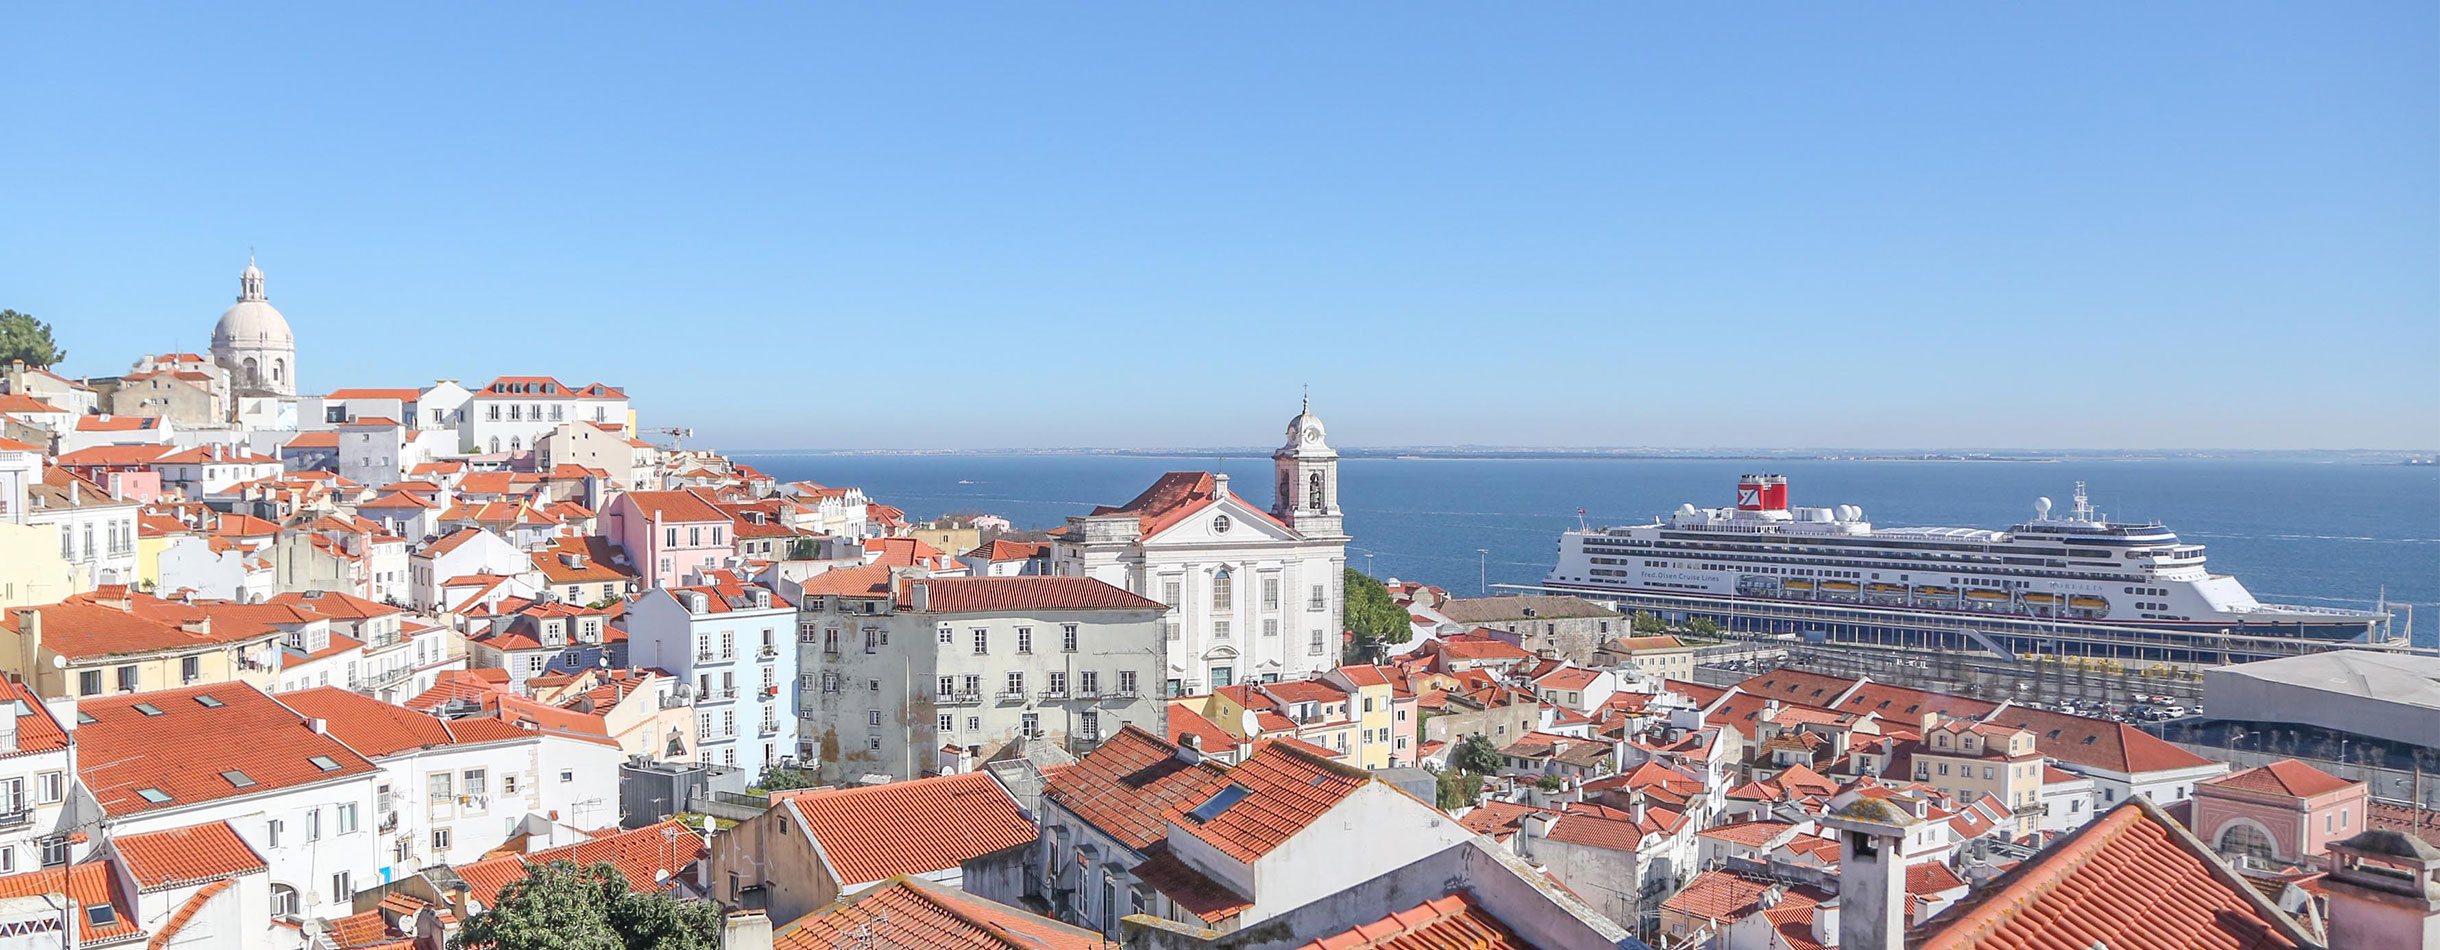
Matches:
[[1301, 383, 1309, 414]]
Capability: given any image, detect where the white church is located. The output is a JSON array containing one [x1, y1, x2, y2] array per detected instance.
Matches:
[[1054, 400, 1351, 695]]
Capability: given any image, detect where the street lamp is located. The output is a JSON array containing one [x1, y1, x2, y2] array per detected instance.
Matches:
[[1476, 549, 1489, 596]]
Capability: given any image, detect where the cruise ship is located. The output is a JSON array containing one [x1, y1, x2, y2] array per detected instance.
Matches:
[[1542, 475, 2394, 653]]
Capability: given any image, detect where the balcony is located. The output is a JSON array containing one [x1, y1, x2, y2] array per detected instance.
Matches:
[[377, 811, 399, 834], [696, 651, 717, 662], [1111, 689, 1140, 700], [702, 689, 737, 703], [1040, 689, 1070, 701], [930, 692, 981, 706], [758, 646, 778, 659], [1072, 688, 1100, 701], [995, 690, 1028, 703], [0, 807, 30, 831]]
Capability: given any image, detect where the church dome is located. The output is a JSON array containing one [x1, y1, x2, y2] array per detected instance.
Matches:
[[1283, 396, 1329, 450], [212, 259, 293, 351]]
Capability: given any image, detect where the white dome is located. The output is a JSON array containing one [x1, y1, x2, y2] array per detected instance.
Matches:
[[1282, 395, 1331, 452], [213, 299, 293, 349], [212, 259, 293, 351]]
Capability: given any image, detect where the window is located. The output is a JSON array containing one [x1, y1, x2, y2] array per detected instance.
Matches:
[[117, 666, 138, 692], [1211, 569, 1234, 612], [181, 655, 200, 683], [866, 737, 880, 751], [864, 628, 879, 654], [1080, 711, 1101, 742], [464, 770, 487, 796], [1263, 618, 1279, 638], [1214, 620, 1230, 641], [1309, 629, 1326, 655], [1310, 585, 1326, 610], [1262, 577, 1280, 610], [868, 710, 882, 726], [938, 714, 954, 732], [339, 803, 358, 833], [1021, 712, 1041, 737], [1062, 624, 1079, 652], [1049, 671, 1068, 696], [937, 675, 956, 696], [37, 772, 61, 804], [39, 838, 65, 867], [433, 828, 452, 852], [561, 770, 575, 783], [77, 671, 99, 696], [332, 871, 352, 902], [938, 626, 953, 645], [1080, 671, 1099, 695], [1120, 671, 1138, 694], [268, 820, 283, 848], [1161, 580, 1181, 607], [721, 631, 735, 659], [503, 775, 518, 795], [306, 809, 322, 842], [973, 628, 989, 655], [666, 527, 678, 548], [1016, 627, 1033, 654], [1005, 671, 1026, 695], [2218, 823, 2276, 864], [271, 883, 299, 917], [962, 674, 982, 696]]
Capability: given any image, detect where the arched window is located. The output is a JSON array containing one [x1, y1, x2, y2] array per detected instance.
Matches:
[[509, 436, 522, 452], [1308, 472, 1325, 509], [272, 358, 284, 383], [242, 357, 260, 388], [1210, 568, 1232, 612], [2217, 822, 2278, 865], [489, 437, 502, 454], [270, 883, 299, 917]]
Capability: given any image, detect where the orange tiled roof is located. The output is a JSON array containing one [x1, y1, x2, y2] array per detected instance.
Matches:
[[0, 861, 139, 943], [1089, 471, 1291, 538], [111, 820, 267, 891], [453, 819, 703, 910], [779, 771, 1036, 886], [1663, 868, 1830, 925], [1911, 800, 2312, 950], [1292, 892, 1531, 950], [1046, 726, 1232, 851], [614, 489, 728, 524], [2206, 759, 2358, 800], [1131, 845, 1254, 922], [772, 874, 1107, 950], [76, 682, 379, 816], [1176, 737, 1370, 864]]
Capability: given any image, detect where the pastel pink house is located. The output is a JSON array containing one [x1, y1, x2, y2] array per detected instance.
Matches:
[[602, 488, 734, 589], [2189, 758, 2369, 869]]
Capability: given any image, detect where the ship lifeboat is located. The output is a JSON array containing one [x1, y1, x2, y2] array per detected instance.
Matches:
[[2069, 596, 2109, 610], [1913, 586, 1956, 598], [1867, 583, 1907, 595], [1821, 581, 1861, 593], [2021, 592, 2061, 606], [1782, 579, 1815, 591], [1965, 589, 2012, 601]]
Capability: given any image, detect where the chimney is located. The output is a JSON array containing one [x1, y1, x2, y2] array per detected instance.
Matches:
[[1211, 472, 1229, 497], [1824, 793, 1917, 950], [2323, 830, 2440, 949], [1174, 731, 1204, 765], [1811, 897, 1841, 946], [307, 718, 328, 735], [1521, 811, 1557, 841], [10, 609, 40, 682], [720, 910, 773, 950], [1630, 789, 1647, 825], [909, 581, 929, 613]]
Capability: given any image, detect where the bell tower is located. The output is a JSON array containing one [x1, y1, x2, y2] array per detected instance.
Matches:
[[1272, 394, 1344, 539]]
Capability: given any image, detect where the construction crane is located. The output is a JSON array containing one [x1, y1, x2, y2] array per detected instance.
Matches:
[[651, 426, 694, 452]]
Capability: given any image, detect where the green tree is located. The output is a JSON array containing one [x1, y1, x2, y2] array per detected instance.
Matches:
[[0, 311, 66, 368], [756, 764, 818, 792], [1343, 568, 1409, 646], [1686, 617, 1721, 639], [1630, 611, 1667, 635], [1435, 768, 1483, 809], [1535, 774, 1566, 791], [450, 860, 719, 950], [1452, 734, 1504, 775]]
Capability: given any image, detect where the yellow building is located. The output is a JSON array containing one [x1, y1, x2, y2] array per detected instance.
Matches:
[[0, 522, 75, 611], [1912, 719, 2046, 837], [1326, 664, 1409, 769], [1, 599, 281, 700]]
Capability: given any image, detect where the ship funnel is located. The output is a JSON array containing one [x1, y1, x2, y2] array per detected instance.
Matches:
[[2034, 497, 2053, 520], [1737, 474, 1790, 512], [1737, 475, 1766, 511]]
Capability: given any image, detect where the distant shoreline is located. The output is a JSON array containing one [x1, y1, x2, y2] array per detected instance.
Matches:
[[729, 448, 2434, 464]]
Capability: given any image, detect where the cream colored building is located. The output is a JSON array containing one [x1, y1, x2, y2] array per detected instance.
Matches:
[[0, 522, 75, 610], [1909, 719, 2045, 837], [2, 600, 281, 700]]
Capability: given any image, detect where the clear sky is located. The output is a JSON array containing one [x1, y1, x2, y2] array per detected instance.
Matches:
[[5, 3, 2433, 450]]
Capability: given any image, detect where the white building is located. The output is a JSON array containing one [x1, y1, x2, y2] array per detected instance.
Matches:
[[460, 376, 628, 457], [1055, 402, 1348, 695], [409, 528, 533, 612], [280, 687, 623, 880], [625, 575, 799, 776], [794, 569, 1169, 781], [0, 679, 79, 877], [76, 682, 382, 922], [25, 467, 139, 591]]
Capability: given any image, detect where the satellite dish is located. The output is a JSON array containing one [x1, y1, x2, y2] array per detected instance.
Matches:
[[654, 869, 670, 885], [2035, 497, 2053, 520]]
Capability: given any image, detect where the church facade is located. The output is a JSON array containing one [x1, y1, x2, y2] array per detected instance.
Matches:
[[1054, 401, 1350, 695]]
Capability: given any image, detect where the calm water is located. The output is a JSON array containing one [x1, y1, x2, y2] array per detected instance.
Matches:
[[735, 454, 2440, 645]]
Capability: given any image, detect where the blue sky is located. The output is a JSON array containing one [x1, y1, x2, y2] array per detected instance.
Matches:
[[4, 3, 2433, 450]]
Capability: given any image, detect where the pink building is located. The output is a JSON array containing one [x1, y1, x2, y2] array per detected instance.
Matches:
[[2189, 758, 2369, 869], [601, 488, 734, 589]]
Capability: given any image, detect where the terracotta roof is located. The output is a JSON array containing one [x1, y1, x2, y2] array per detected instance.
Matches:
[[1176, 738, 1371, 863], [1909, 860, 1969, 897], [963, 539, 1049, 562], [112, 820, 267, 891], [1045, 725, 1232, 851], [0, 677, 71, 755], [149, 877, 238, 948], [1293, 892, 1532, 950], [0, 601, 262, 660], [1432, 636, 1534, 661], [327, 388, 422, 401], [778, 771, 1036, 886], [1532, 667, 1602, 690], [1166, 705, 1244, 757], [284, 430, 341, 449], [1663, 868, 1830, 924], [771, 875, 1106, 950], [615, 489, 728, 524], [1130, 845, 1255, 921], [279, 687, 536, 757], [0, 392, 65, 414], [453, 819, 704, 910], [1698, 819, 1798, 847], [1910, 799, 2313, 950], [76, 682, 379, 816], [1978, 706, 2219, 775], [2206, 759, 2359, 800], [797, 565, 895, 598], [910, 576, 1166, 613], [1089, 471, 1292, 538], [0, 861, 139, 943]]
